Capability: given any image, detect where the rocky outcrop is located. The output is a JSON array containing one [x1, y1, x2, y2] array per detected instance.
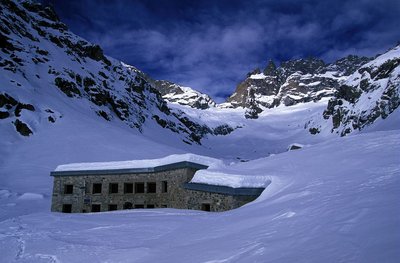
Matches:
[[310, 45, 400, 136], [224, 56, 371, 118], [326, 55, 373, 76], [227, 61, 282, 109], [13, 119, 32, 136], [154, 80, 216, 109]]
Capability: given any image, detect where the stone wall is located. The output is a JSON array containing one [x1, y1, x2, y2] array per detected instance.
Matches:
[[184, 189, 258, 212], [51, 167, 198, 213], [51, 166, 261, 213]]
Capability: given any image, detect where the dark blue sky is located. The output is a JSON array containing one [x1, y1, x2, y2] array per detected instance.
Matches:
[[43, 0, 400, 102]]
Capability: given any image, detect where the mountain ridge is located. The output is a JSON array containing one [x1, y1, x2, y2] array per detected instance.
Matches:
[[0, 0, 233, 145], [223, 55, 372, 117], [1, 0, 399, 147]]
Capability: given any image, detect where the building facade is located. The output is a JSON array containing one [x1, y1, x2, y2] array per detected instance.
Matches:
[[50, 161, 265, 213]]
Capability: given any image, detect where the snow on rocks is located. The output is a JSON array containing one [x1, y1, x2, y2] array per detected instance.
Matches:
[[249, 73, 267, 79]]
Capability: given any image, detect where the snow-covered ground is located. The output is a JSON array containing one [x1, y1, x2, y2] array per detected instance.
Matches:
[[167, 98, 335, 160], [0, 129, 399, 262], [1, 74, 399, 261]]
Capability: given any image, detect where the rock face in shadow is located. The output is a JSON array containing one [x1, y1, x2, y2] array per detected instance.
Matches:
[[0, 0, 233, 144]]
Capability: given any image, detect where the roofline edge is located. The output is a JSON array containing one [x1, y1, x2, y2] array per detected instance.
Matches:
[[50, 161, 209, 177]]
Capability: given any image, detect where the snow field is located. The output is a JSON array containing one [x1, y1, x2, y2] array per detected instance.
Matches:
[[0, 130, 399, 262]]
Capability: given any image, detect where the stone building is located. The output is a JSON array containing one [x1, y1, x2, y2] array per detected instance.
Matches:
[[50, 160, 266, 213]]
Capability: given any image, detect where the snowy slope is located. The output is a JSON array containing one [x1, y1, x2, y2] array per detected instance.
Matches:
[[0, 130, 399, 262], [0, 0, 225, 146], [171, 98, 333, 160]]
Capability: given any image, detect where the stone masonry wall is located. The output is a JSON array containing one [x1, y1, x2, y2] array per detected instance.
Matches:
[[51, 167, 260, 213], [51, 167, 197, 213], [184, 189, 259, 212]]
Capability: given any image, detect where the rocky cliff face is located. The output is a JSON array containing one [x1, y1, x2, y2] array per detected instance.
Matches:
[[0, 0, 230, 144], [308, 45, 400, 136], [225, 56, 371, 118], [154, 80, 216, 109]]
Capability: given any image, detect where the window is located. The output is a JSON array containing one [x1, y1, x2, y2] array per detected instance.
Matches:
[[201, 203, 211, 212], [109, 183, 118, 194], [108, 204, 118, 211], [147, 204, 155, 208], [124, 183, 133, 194], [62, 204, 72, 213], [147, 182, 156, 193], [123, 202, 133, 209], [161, 204, 168, 208], [134, 204, 144, 209], [162, 181, 168, 193], [91, 204, 101, 212], [135, 182, 144, 193], [92, 183, 102, 194], [64, 184, 73, 194]]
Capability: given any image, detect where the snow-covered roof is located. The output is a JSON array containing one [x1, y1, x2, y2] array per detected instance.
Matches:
[[51, 154, 220, 176]]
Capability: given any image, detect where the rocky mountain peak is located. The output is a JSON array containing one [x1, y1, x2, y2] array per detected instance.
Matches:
[[280, 57, 326, 76], [326, 55, 372, 76], [153, 80, 216, 109], [263, 60, 278, 76], [154, 80, 184, 96], [246, 68, 261, 78], [224, 54, 374, 118]]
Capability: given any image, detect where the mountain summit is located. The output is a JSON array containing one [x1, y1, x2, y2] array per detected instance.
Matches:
[[224, 56, 372, 117]]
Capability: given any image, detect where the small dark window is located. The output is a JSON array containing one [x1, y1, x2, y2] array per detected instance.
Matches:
[[201, 203, 211, 212], [109, 183, 118, 194], [64, 184, 73, 194], [92, 183, 102, 194], [162, 181, 168, 193], [123, 202, 133, 209], [147, 182, 156, 193], [62, 204, 72, 213], [108, 204, 118, 211], [124, 183, 133, 194], [147, 204, 155, 208], [135, 182, 144, 193], [134, 204, 144, 209], [91, 204, 101, 212], [161, 204, 168, 208]]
